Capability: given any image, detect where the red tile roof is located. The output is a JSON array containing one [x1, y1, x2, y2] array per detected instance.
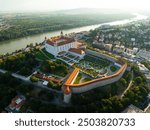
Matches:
[[63, 86, 71, 95], [16, 101, 25, 109], [34, 74, 61, 84], [9, 96, 25, 110], [69, 48, 85, 55], [46, 36, 75, 46]]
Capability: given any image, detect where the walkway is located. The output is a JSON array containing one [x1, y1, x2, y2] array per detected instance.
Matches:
[[0, 68, 62, 94], [144, 104, 150, 112], [121, 71, 133, 98]]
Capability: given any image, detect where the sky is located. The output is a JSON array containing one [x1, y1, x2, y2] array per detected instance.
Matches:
[[0, 0, 150, 12]]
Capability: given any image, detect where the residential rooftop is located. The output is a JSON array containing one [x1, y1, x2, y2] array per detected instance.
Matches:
[[122, 104, 144, 113]]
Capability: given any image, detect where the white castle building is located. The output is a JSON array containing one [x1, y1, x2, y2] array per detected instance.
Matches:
[[45, 32, 85, 59]]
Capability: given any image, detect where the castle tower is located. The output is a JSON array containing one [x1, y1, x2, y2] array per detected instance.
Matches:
[[54, 41, 58, 47], [44, 36, 47, 44], [64, 93, 71, 104], [45, 36, 47, 41], [61, 31, 64, 37], [63, 86, 71, 103]]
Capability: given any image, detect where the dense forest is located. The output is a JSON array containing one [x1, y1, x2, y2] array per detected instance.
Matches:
[[71, 64, 149, 113], [0, 11, 134, 42], [40, 60, 69, 77], [0, 63, 149, 113], [0, 50, 39, 76]]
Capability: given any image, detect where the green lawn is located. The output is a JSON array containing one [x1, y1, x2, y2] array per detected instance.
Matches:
[[110, 66, 117, 72], [82, 78, 91, 83], [75, 54, 111, 78], [35, 51, 48, 61], [74, 73, 82, 84], [35, 48, 55, 61], [0, 59, 3, 64], [42, 49, 55, 59]]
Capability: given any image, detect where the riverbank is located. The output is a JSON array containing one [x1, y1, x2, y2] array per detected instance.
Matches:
[[0, 13, 148, 55], [0, 12, 134, 42]]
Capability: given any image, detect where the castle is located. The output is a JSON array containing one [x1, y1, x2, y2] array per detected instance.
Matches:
[[45, 31, 85, 59], [44, 32, 127, 104]]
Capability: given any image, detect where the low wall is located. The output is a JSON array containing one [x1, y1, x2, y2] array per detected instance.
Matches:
[[86, 50, 116, 63]]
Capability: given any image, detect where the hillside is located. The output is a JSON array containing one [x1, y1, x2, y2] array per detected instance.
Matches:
[[0, 9, 134, 42]]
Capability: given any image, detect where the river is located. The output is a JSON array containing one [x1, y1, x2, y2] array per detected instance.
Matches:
[[0, 13, 148, 55]]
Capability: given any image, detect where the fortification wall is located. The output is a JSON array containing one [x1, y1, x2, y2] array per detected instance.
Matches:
[[71, 66, 125, 93], [63, 50, 127, 103], [63, 50, 127, 95], [86, 50, 116, 63]]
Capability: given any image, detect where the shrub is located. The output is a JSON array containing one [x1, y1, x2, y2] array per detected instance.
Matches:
[[30, 76, 39, 82]]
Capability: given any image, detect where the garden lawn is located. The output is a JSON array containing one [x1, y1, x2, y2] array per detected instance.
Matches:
[[74, 73, 82, 84], [110, 66, 117, 72], [42, 49, 55, 59], [35, 51, 48, 61]]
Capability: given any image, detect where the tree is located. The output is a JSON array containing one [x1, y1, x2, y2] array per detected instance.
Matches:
[[48, 81, 55, 88], [40, 60, 68, 76], [119, 78, 127, 88], [30, 76, 39, 82], [126, 72, 132, 83], [0, 72, 12, 83], [0, 51, 39, 73], [19, 67, 32, 76], [134, 76, 143, 85]]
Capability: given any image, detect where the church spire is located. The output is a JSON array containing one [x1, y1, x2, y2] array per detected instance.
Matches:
[[45, 36, 47, 41]]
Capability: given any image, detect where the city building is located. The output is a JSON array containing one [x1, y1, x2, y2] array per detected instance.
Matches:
[[75, 31, 89, 40], [122, 104, 144, 113], [123, 48, 133, 58], [104, 44, 112, 51], [6, 95, 26, 112], [133, 47, 138, 54], [125, 48, 134, 55], [33, 73, 61, 84], [113, 45, 125, 53], [144, 42, 150, 45], [137, 62, 150, 83], [137, 62, 149, 74], [136, 50, 150, 62], [145, 74, 150, 83], [68, 48, 85, 59]]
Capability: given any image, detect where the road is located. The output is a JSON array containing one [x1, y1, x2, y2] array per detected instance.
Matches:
[[144, 104, 150, 112], [121, 71, 133, 98], [0, 68, 62, 94], [0, 69, 7, 74]]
